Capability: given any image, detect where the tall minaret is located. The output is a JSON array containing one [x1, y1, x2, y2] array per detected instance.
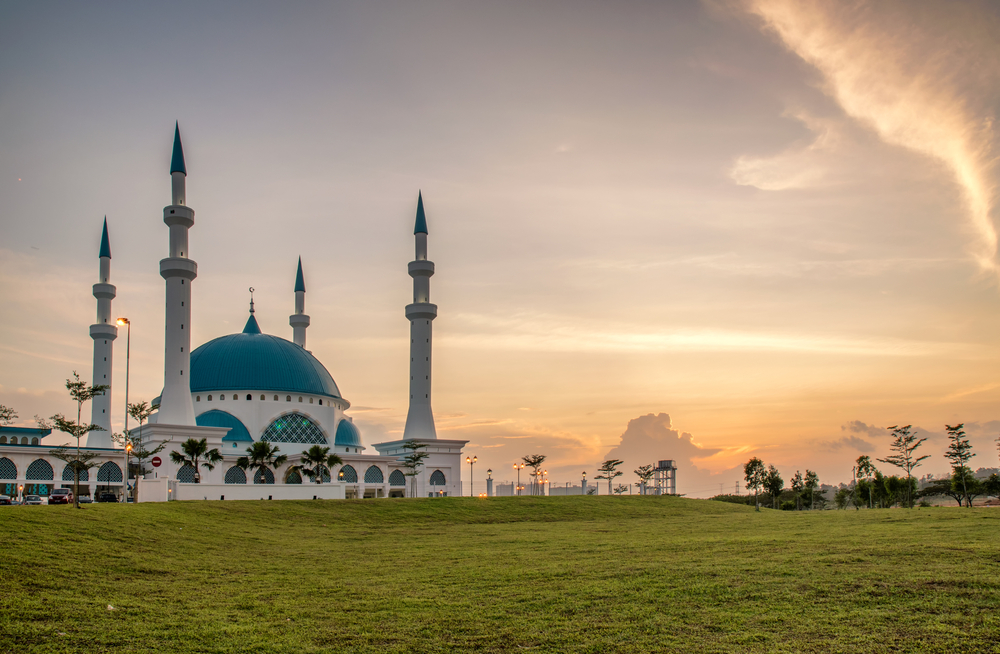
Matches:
[[89, 218, 117, 446], [403, 192, 438, 439], [289, 256, 310, 348], [157, 122, 197, 426]]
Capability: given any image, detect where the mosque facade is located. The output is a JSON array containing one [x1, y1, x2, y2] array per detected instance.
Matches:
[[0, 126, 466, 502]]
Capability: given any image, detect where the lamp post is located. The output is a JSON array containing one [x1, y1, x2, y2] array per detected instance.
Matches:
[[582, 471, 587, 495], [466, 455, 477, 497], [514, 463, 524, 496], [486, 468, 493, 497], [117, 317, 130, 501]]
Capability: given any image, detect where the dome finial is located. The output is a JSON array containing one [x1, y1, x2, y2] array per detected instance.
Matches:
[[249, 287, 255, 314], [170, 121, 187, 175], [243, 287, 262, 334]]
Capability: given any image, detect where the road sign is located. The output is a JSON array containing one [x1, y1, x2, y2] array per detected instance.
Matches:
[[151, 456, 162, 468]]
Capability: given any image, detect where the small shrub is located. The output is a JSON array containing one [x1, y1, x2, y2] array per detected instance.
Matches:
[[780, 500, 796, 511]]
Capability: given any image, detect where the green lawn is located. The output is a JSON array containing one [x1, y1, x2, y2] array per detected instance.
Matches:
[[1, 497, 998, 653]]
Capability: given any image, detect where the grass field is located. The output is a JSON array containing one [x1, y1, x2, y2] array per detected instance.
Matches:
[[2, 497, 999, 653]]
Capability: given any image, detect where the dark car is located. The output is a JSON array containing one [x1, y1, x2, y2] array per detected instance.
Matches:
[[78, 495, 93, 504], [96, 492, 118, 503], [0, 495, 12, 505], [49, 488, 74, 504]]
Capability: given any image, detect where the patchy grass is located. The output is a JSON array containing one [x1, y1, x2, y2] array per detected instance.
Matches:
[[1, 497, 999, 653]]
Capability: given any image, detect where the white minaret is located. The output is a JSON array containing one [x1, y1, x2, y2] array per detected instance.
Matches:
[[403, 192, 438, 439], [157, 122, 197, 426], [289, 256, 310, 348], [89, 218, 117, 446]]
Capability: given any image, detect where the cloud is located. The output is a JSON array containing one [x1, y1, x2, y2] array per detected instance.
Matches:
[[824, 434, 875, 453], [731, 110, 837, 190], [743, 0, 1000, 279], [601, 413, 747, 497], [842, 420, 884, 437]]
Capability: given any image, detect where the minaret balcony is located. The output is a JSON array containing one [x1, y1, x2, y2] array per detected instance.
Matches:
[[163, 205, 194, 228], [405, 303, 438, 320], [160, 257, 198, 281], [289, 314, 311, 328], [90, 323, 118, 340], [408, 260, 435, 278], [92, 283, 116, 300]]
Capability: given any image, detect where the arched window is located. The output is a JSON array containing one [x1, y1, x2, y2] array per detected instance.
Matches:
[[286, 396, 291, 402], [389, 470, 406, 487], [0, 436, 6, 444], [319, 400, 323, 406], [260, 413, 327, 444], [309, 397, 314, 404], [26, 459, 53, 480], [62, 464, 89, 482], [247, 394, 252, 401], [364, 466, 384, 484], [285, 469, 302, 484], [21, 437, 28, 445], [298, 396, 303, 403], [260, 395, 265, 401], [254, 468, 275, 484], [98, 462, 123, 483], [196, 396, 201, 402], [224, 466, 246, 484], [274, 395, 278, 401], [232, 394, 238, 400], [0, 457, 16, 480], [220, 394, 225, 401], [208, 395, 213, 401], [31, 437, 39, 446], [339, 465, 357, 483], [429, 470, 446, 486], [176, 465, 196, 483]]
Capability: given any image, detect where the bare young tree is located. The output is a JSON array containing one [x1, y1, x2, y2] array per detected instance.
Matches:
[[595, 459, 624, 495], [856, 455, 877, 509], [877, 425, 929, 509], [790, 470, 804, 510], [49, 372, 109, 508]]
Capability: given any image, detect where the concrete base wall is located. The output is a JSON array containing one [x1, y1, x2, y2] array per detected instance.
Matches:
[[136, 477, 346, 502]]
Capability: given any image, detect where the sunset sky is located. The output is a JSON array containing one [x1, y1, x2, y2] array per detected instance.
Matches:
[[2, 1, 999, 496]]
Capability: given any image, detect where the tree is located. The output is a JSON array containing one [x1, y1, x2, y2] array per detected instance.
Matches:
[[126, 401, 167, 479], [0, 404, 17, 425], [49, 372, 109, 508], [919, 477, 962, 506], [804, 470, 819, 510], [952, 467, 983, 507], [634, 465, 654, 495], [744, 457, 766, 511], [763, 465, 783, 509], [171, 438, 223, 483], [595, 460, 624, 495], [522, 454, 547, 495], [401, 440, 429, 498], [296, 445, 343, 484], [613, 484, 629, 495], [983, 473, 1000, 501], [834, 487, 850, 509], [790, 471, 804, 510], [877, 425, 929, 509], [944, 424, 975, 508], [856, 456, 877, 509], [235, 441, 287, 483]]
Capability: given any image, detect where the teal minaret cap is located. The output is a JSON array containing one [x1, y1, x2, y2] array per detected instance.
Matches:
[[99, 217, 111, 259], [294, 257, 306, 293], [170, 121, 187, 175], [414, 191, 428, 234]]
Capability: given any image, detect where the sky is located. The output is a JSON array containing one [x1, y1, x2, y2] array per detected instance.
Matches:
[[1, 0, 999, 497]]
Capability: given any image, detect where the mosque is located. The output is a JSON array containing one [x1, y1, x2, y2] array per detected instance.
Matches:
[[0, 125, 467, 502]]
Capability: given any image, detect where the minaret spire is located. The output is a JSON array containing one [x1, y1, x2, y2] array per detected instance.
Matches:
[[290, 257, 310, 348], [157, 123, 198, 426], [89, 218, 117, 446], [403, 192, 438, 440]]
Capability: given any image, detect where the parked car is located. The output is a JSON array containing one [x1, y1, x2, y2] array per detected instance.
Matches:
[[78, 495, 94, 504], [0, 495, 12, 505], [24, 495, 44, 505], [96, 492, 118, 503], [49, 488, 74, 505]]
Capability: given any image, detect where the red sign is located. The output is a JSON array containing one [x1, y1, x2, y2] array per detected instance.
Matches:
[[151, 456, 162, 468]]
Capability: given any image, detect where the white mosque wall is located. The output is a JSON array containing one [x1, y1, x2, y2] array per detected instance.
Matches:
[[136, 477, 347, 502]]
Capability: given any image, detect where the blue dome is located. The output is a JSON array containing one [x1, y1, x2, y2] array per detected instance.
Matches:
[[335, 419, 362, 448], [190, 316, 341, 399], [195, 409, 252, 442]]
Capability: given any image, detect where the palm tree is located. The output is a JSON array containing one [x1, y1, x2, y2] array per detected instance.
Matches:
[[296, 445, 343, 484], [170, 438, 223, 483], [236, 441, 288, 483]]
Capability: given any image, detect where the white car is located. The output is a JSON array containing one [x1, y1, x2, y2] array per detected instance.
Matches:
[[23, 495, 45, 505]]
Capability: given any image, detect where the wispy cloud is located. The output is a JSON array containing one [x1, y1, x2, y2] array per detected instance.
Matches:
[[743, 0, 1000, 279]]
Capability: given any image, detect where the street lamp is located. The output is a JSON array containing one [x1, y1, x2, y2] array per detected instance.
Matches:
[[582, 471, 587, 496], [117, 317, 130, 501], [514, 463, 524, 496], [466, 455, 477, 497]]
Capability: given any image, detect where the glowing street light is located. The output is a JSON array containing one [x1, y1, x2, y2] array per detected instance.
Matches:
[[466, 455, 477, 497], [514, 462, 525, 496]]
